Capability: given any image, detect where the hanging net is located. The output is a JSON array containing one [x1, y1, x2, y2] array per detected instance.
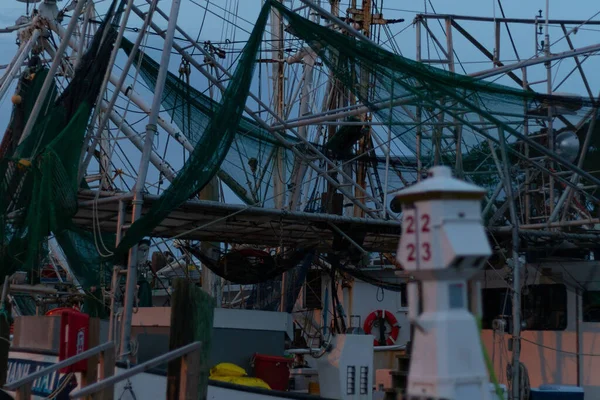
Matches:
[[119, 37, 297, 207], [267, 0, 600, 205], [184, 245, 314, 285], [0, 1, 119, 287], [115, 4, 272, 252], [3, 0, 600, 293], [245, 251, 314, 313]]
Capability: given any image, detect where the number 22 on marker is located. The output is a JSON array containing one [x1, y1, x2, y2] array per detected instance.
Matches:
[[405, 213, 431, 262]]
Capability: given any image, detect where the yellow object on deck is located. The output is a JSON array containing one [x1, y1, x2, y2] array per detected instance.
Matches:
[[210, 376, 271, 390], [308, 382, 320, 394], [210, 362, 247, 377]]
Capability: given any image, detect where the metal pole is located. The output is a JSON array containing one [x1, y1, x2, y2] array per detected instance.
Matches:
[[271, 94, 415, 130], [74, 2, 93, 69], [271, 1, 286, 211], [416, 19, 423, 181], [108, 198, 127, 344], [523, 68, 531, 225], [498, 127, 521, 400], [4, 342, 115, 391], [483, 180, 504, 217], [288, 47, 316, 210], [383, 80, 394, 218], [78, 0, 160, 179], [18, 0, 87, 145], [271, 0, 287, 311], [545, 2, 555, 218], [119, 0, 182, 361], [107, 266, 120, 342], [471, 42, 600, 80], [353, 0, 372, 219], [549, 106, 599, 222], [576, 288, 583, 387], [77, 0, 135, 183], [0, 30, 41, 105]]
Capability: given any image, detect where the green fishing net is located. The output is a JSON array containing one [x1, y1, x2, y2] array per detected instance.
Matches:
[[119, 37, 297, 207], [116, 3, 272, 252], [0, 1, 118, 288], [2, 0, 599, 294], [269, 0, 600, 195]]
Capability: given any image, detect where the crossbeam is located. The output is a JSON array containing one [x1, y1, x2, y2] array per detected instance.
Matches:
[[417, 13, 600, 25]]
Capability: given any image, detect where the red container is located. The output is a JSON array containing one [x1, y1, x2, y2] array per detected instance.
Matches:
[[56, 309, 89, 373], [253, 353, 293, 391]]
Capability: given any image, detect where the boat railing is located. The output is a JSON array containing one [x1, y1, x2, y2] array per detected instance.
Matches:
[[4, 341, 116, 399], [69, 341, 202, 399]]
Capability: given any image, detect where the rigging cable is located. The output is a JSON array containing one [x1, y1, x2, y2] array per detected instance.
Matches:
[[496, 0, 521, 62]]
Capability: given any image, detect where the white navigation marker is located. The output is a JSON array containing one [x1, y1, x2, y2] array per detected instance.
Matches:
[[394, 166, 493, 400]]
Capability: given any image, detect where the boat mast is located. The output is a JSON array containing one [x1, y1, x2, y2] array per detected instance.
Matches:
[[354, 0, 372, 219], [270, 0, 288, 312], [271, 0, 286, 210], [200, 46, 220, 301], [119, 0, 182, 361]]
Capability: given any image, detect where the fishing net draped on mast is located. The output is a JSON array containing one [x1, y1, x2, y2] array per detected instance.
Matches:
[[119, 38, 297, 207], [115, 3, 272, 252], [4, 0, 598, 289], [0, 1, 119, 286], [268, 1, 599, 193]]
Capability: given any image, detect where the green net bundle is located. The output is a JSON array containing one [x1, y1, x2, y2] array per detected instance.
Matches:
[[115, 4, 272, 251], [268, 0, 600, 197], [120, 37, 297, 207], [0, 1, 119, 286]]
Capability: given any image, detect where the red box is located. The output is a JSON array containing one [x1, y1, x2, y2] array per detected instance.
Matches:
[[253, 353, 293, 391], [56, 309, 89, 373]]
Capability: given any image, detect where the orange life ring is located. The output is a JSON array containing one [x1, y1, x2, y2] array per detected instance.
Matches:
[[363, 309, 400, 346], [46, 306, 80, 316]]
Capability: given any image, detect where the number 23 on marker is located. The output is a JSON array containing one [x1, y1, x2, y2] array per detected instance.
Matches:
[[404, 213, 431, 262]]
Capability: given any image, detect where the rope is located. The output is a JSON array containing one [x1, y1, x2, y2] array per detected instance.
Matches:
[[46, 372, 74, 399], [507, 361, 530, 400], [92, 187, 114, 257], [520, 336, 600, 356]]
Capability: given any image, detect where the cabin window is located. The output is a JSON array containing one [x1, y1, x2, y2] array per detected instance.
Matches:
[[481, 287, 512, 330], [521, 284, 567, 331], [583, 291, 600, 322]]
